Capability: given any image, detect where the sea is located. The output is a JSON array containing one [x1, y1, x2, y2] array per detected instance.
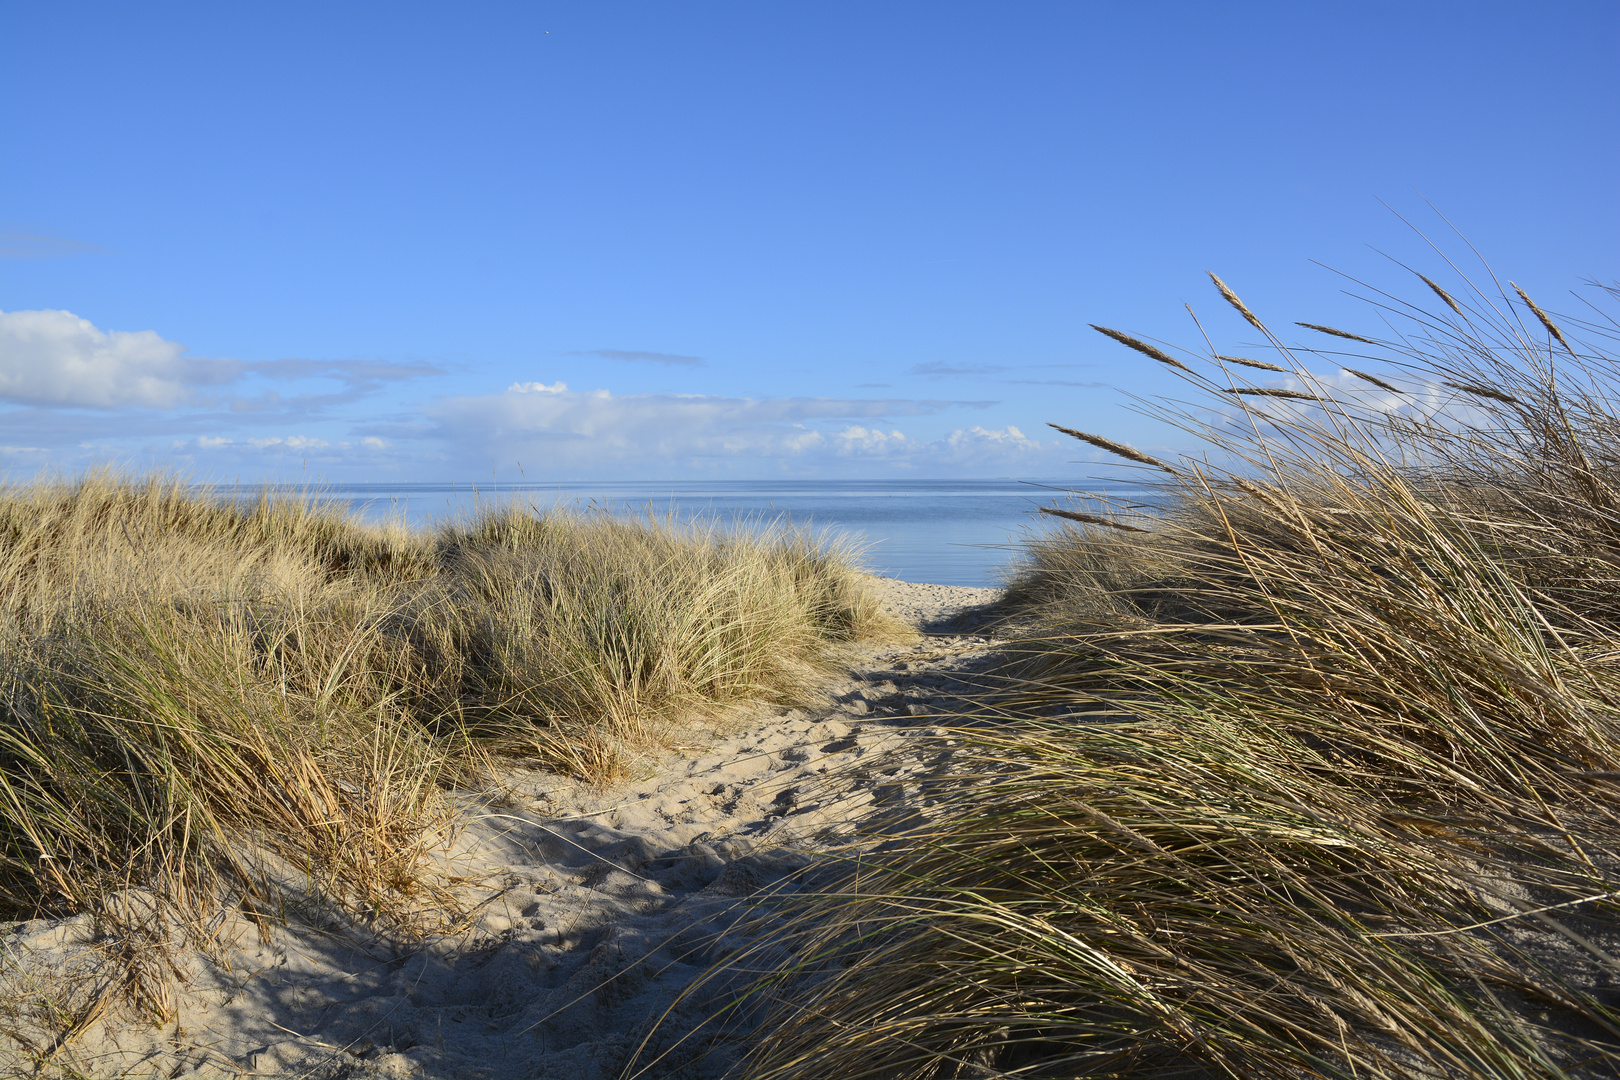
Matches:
[[288, 478, 1154, 588]]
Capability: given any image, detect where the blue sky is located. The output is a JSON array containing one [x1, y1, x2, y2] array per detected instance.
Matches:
[[2, 2, 1616, 483]]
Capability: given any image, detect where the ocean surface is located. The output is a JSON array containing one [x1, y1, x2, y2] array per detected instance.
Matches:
[[290, 478, 1152, 588]]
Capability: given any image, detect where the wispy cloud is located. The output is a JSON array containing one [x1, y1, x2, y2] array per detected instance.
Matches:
[[909, 361, 1098, 379], [233, 358, 447, 413], [1001, 378, 1110, 388], [0, 230, 105, 259], [0, 406, 236, 445], [176, 433, 391, 455], [570, 348, 705, 367], [908, 361, 1010, 377], [247, 358, 446, 391]]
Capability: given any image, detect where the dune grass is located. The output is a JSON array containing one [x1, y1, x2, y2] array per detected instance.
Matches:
[[740, 271, 1620, 1077], [0, 474, 889, 936]]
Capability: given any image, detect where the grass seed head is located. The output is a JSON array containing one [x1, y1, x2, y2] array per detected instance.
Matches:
[[1344, 368, 1404, 394], [1442, 380, 1519, 405], [1511, 281, 1576, 355], [1208, 272, 1267, 332], [1047, 423, 1179, 475], [1418, 273, 1463, 315], [1090, 325, 1194, 372], [1224, 387, 1322, 401], [1215, 354, 1290, 373], [1038, 506, 1148, 532], [1297, 322, 1378, 344]]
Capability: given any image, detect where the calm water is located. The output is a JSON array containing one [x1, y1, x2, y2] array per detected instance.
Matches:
[[287, 479, 1151, 588]]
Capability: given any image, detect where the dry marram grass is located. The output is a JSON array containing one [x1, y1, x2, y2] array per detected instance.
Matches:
[[738, 269, 1620, 1078], [0, 476, 893, 941]]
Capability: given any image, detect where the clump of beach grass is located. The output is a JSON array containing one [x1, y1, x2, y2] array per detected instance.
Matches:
[[0, 472, 891, 947], [416, 503, 889, 778], [739, 269, 1620, 1077]]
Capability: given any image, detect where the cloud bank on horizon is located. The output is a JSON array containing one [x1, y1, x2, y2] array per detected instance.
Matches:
[[0, 308, 1075, 480]]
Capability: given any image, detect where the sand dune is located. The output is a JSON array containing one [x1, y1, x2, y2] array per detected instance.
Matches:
[[2, 577, 1004, 1079]]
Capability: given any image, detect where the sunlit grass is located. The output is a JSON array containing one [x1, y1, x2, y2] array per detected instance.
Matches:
[[0, 473, 892, 940], [740, 272, 1620, 1077]]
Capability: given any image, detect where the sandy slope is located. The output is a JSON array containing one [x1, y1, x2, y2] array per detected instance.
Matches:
[[1, 577, 1006, 1079]]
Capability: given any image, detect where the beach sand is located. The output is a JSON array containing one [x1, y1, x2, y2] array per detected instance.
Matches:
[[2, 576, 1006, 1079]]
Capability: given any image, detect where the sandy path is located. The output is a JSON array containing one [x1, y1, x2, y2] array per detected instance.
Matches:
[[2, 577, 1007, 1079]]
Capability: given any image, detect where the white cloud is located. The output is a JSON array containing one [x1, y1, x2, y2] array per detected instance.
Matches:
[[432, 385, 945, 462], [0, 311, 444, 418], [0, 309, 238, 408], [833, 426, 910, 455], [424, 384, 1063, 475], [247, 435, 332, 450], [169, 434, 395, 459], [1200, 369, 1477, 435], [570, 349, 704, 368], [0, 231, 103, 259], [947, 424, 1040, 451]]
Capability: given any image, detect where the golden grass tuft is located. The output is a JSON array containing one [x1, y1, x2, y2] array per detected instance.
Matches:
[[0, 474, 893, 934], [739, 272, 1620, 1079]]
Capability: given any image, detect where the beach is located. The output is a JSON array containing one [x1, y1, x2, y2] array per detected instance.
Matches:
[[2, 577, 1006, 1079], [8, 276, 1620, 1078]]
